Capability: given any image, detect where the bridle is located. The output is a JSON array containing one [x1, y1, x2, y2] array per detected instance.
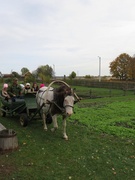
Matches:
[[63, 94, 75, 113], [63, 104, 74, 109]]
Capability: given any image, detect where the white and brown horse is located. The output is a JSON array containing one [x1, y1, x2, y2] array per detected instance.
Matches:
[[36, 81, 79, 140]]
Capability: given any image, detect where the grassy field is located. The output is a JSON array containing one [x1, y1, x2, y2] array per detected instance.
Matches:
[[70, 95, 135, 138], [1, 86, 135, 179]]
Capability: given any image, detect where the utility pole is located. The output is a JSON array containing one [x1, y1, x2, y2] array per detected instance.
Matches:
[[98, 56, 101, 82], [53, 64, 55, 79]]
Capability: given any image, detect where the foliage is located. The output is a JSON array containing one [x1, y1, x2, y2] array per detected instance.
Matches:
[[69, 71, 76, 79], [11, 71, 20, 78], [24, 73, 35, 83], [36, 65, 53, 82], [109, 53, 134, 80], [84, 75, 91, 78], [129, 56, 135, 80], [21, 67, 29, 75], [2, 78, 12, 84]]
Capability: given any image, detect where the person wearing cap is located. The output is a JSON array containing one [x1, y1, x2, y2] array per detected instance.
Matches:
[[1, 83, 10, 100], [24, 83, 32, 94], [7, 78, 22, 100]]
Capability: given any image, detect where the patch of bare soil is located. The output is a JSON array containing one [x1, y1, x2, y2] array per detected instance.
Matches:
[[0, 150, 18, 179], [0, 164, 16, 179]]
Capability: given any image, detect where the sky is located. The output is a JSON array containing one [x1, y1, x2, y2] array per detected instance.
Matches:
[[0, 0, 135, 76]]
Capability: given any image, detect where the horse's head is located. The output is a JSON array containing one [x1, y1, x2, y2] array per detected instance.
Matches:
[[63, 95, 75, 116]]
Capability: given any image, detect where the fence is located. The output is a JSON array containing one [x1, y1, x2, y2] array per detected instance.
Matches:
[[65, 79, 135, 90], [64, 79, 135, 98]]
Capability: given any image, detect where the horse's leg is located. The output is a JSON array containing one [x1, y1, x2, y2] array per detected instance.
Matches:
[[62, 117, 68, 140], [42, 113, 47, 131], [51, 115, 58, 132]]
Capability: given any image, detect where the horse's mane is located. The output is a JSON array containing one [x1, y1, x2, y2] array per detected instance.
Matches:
[[53, 85, 72, 107]]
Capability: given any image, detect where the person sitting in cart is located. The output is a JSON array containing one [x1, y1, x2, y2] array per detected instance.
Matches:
[[1, 83, 10, 101], [24, 83, 32, 94], [40, 83, 45, 88], [31, 82, 39, 92], [7, 78, 23, 101]]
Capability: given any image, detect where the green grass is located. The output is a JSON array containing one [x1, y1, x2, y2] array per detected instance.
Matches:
[[1, 87, 135, 179], [69, 95, 135, 138], [73, 85, 135, 98], [1, 117, 135, 180]]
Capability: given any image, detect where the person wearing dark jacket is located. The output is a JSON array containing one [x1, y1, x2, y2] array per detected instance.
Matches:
[[32, 82, 39, 92], [7, 78, 22, 101]]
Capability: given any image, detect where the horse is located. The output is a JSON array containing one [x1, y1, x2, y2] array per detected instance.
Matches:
[[36, 81, 79, 140]]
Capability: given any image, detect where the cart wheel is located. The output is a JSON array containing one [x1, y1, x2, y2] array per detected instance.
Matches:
[[20, 113, 28, 127]]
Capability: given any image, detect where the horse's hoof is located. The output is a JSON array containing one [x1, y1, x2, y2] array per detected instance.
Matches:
[[63, 136, 68, 140], [51, 128, 55, 132], [51, 127, 58, 132], [44, 128, 47, 131]]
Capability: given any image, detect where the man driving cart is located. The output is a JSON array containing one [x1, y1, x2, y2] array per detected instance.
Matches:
[[7, 78, 23, 101]]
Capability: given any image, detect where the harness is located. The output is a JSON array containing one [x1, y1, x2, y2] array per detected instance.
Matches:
[[37, 89, 74, 114], [46, 100, 65, 113], [36, 88, 53, 104], [36, 80, 79, 115], [47, 99, 74, 114], [64, 104, 74, 108]]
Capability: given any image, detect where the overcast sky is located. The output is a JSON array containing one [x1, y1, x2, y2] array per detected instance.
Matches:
[[0, 0, 135, 76]]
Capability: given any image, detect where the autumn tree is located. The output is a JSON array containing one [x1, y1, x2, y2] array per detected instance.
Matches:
[[129, 56, 135, 80], [110, 53, 132, 80]]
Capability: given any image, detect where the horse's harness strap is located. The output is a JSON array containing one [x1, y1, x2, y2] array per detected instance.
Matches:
[[46, 100, 65, 113], [37, 88, 53, 105], [64, 105, 74, 108]]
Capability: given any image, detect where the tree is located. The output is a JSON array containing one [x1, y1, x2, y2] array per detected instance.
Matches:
[[11, 71, 20, 78], [128, 57, 135, 80], [110, 53, 132, 80], [69, 71, 76, 79], [24, 72, 35, 83], [21, 67, 29, 75], [85, 75, 91, 79], [36, 65, 53, 83]]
